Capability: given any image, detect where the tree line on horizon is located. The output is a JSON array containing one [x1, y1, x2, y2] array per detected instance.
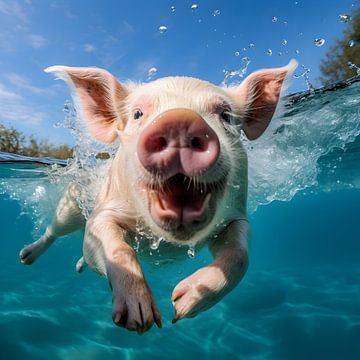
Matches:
[[0, 124, 73, 159]]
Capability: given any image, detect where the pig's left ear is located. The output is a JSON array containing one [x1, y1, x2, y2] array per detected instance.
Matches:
[[45, 66, 129, 143], [226, 60, 297, 140]]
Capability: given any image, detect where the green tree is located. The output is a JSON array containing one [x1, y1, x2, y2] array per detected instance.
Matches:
[[319, 9, 360, 85], [0, 124, 25, 154], [0, 123, 73, 159]]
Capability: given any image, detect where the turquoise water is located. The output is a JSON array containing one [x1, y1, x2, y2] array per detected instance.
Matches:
[[1, 79, 360, 359]]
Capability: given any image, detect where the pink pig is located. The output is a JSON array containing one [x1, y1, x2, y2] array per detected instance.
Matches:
[[19, 60, 296, 334]]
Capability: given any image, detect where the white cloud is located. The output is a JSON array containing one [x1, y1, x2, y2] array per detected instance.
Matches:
[[0, 82, 46, 126], [27, 34, 47, 48], [4, 73, 54, 95], [0, 83, 20, 100], [0, 0, 28, 23], [83, 43, 96, 53]]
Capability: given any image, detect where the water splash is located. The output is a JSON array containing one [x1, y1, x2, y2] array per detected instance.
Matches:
[[150, 236, 163, 250], [293, 65, 315, 93], [221, 56, 251, 86], [246, 79, 360, 212]]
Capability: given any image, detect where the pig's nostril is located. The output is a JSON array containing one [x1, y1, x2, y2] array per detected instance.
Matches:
[[191, 137, 205, 151], [153, 137, 167, 152]]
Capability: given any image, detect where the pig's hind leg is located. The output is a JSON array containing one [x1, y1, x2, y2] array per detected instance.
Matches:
[[19, 182, 86, 265]]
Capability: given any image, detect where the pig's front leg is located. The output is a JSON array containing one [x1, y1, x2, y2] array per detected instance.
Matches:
[[84, 207, 162, 334], [171, 220, 249, 323]]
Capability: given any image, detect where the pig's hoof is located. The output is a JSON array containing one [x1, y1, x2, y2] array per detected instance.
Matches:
[[19, 237, 50, 265], [108, 270, 162, 334], [75, 257, 87, 273]]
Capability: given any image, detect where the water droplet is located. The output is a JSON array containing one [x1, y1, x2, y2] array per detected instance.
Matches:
[[159, 25, 167, 34], [187, 246, 196, 258], [347, 61, 360, 75], [272, 16, 278, 22], [213, 9, 221, 17], [282, 39, 288, 46], [198, 19, 202, 23], [147, 67, 157, 78], [295, 49, 300, 54], [349, 39, 355, 47], [314, 38, 325, 47], [278, 52, 283, 56], [339, 14, 351, 23], [170, 5, 175, 12], [150, 237, 162, 250], [191, 4, 198, 11], [235, 51, 240, 56], [266, 48, 273, 56], [242, 47, 247, 51], [249, 43, 255, 48]]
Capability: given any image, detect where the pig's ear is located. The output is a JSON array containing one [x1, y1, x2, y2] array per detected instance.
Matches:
[[227, 60, 297, 140], [45, 66, 129, 143]]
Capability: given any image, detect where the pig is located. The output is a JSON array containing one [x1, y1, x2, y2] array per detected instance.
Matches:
[[19, 60, 297, 334]]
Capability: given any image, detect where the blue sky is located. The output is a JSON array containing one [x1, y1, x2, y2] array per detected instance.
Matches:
[[0, 0, 358, 145]]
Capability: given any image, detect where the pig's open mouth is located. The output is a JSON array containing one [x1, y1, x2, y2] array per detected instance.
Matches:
[[148, 173, 225, 233]]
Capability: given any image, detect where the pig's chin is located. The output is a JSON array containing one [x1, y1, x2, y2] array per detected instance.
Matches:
[[147, 173, 222, 240]]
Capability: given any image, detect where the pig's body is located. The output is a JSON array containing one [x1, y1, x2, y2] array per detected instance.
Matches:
[[19, 61, 296, 334]]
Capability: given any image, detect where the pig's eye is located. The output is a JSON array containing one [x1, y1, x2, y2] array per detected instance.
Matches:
[[220, 110, 232, 123], [133, 109, 143, 120]]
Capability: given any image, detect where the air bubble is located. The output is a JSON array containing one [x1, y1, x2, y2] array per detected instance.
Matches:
[[266, 49, 273, 56], [170, 5, 175, 13], [235, 51, 240, 56], [349, 40, 355, 47], [282, 39, 288, 46], [272, 16, 278, 22], [213, 9, 221, 17], [249, 43, 255, 48]]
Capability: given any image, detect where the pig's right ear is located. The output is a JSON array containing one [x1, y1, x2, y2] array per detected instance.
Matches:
[[45, 66, 128, 143]]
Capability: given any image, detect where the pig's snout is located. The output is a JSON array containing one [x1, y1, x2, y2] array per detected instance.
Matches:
[[137, 109, 220, 177]]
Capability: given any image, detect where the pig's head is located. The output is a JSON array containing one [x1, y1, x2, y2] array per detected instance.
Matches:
[[46, 60, 296, 244]]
